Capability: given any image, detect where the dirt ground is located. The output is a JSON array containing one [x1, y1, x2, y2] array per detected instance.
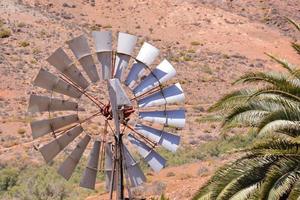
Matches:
[[0, 0, 299, 199]]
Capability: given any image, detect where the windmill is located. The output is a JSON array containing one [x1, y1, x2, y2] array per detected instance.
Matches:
[[28, 31, 185, 199]]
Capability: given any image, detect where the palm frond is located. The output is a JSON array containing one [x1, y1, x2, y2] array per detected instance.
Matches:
[[292, 42, 300, 55], [286, 17, 300, 31], [232, 72, 291, 88], [268, 169, 300, 200], [208, 89, 255, 112], [249, 87, 300, 102], [260, 158, 300, 199], [229, 183, 260, 200], [257, 103, 300, 134], [223, 110, 269, 129], [246, 138, 300, 156], [265, 53, 296, 74], [259, 120, 300, 137], [198, 114, 224, 123], [206, 156, 278, 199], [287, 179, 300, 199]]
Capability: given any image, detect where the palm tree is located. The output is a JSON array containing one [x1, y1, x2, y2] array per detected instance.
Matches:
[[193, 19, 300, 200]]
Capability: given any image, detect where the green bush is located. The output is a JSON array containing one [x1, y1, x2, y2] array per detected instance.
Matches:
[[0, 157, 102, 200], [0, 168, 19, 192]]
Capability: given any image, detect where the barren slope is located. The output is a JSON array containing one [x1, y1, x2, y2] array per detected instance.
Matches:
[[0, 0, 299, 199]]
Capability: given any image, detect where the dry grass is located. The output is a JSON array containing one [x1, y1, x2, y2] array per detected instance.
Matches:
[[0, 27, 11, 38]]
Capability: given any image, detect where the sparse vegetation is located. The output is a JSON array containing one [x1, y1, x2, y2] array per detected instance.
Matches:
[[32, 48, 41, 55], [0, 157, 102, 199], [166, 172, 175, 177], [17, 22, 26, 28], [17, 128, 26, 135], [0, 27, 11, 38], [150, 194, 170, 200], [90, 24, 101, 31], [103, 24, 112, 29], [19, 41, 30, 47], [191, 41, 201, 46], [201, 65, 213, 74]]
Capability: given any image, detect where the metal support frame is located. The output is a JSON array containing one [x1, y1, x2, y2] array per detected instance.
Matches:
[[108, 78, 132, 200]]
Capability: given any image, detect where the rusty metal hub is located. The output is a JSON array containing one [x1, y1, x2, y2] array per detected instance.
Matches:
[[101, 103, 135, 122]]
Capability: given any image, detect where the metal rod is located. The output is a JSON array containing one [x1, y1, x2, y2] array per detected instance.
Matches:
[[120, 126, 132, 199], [109, 151, 116, 200], [111, 51, 116, 79], [59, 74, 105, 108], [125, 124, 156, 148], [130, 85, 161, 101], [117, 134, 124, 200]]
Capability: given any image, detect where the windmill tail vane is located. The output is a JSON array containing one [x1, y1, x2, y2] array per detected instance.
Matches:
[[28, 30, 186, 199]]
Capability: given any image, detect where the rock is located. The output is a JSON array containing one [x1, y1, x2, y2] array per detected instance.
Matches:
[[255, 62, 264, 68], [61, 12, 74, 20], [62, 3, 75, 8]]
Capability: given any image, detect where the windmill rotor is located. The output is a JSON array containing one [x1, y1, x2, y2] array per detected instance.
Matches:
[[28, 31, 186, 199]]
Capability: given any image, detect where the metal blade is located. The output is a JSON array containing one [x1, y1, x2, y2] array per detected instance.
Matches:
[[105, 143, 113, 171], [139, 109, 185, 128], [28, 95, 78, 113], [39, 126, 83, 163], [123, 144, 146, 187], [159, 130, 180, 153], [67, 35, 99, 82], [58, 134, 91, 180], [114, 33, 137, 81], [33, 68, 82, 98], [144, 150, 166, 172], [97, 52, 112, 80], [138, 83, 184, 108], [67, 35, 92, 59], [92, 31, 112, 53], [116, 32, 137, 56], [124, 61, 147, 89], [128, 134, 166, 172], [125, 42, 159, 88], [136, 42, 159, 67], [30, 114, 79, 139], [133, 59, 176, 96], [78, 55, 100, 82], [135, 124, 180, 152], [114, 54, 130, 81], [80, 140, 101, 189], [46, 48, 89, 89], [105, 143, 116, 191], [105, 171, 117, 192], [92, 31, 112, 80]]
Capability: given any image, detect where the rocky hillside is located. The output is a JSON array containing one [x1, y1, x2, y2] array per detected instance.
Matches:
[[0, 0, 299, 199]]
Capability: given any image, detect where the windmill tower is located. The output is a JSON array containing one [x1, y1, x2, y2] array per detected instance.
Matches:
[[28, 31, 185, 199]]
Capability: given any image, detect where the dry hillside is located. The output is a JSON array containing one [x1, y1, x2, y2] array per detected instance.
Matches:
[[0, 0, 299, 199]]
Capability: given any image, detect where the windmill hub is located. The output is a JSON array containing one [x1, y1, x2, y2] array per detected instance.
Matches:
[[100, 103, 135, 122]]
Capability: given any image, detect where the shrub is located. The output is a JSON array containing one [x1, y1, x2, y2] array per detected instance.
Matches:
[[190, 41, 201, 46], [17, 128, 26, 135], [19, 41, 30, 47], [166, 172, 175, 177], [0, 168, 19, 192], [0, 28, 11, 38], [103, 24, 112, 28], [17, 22, 26, 28]]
